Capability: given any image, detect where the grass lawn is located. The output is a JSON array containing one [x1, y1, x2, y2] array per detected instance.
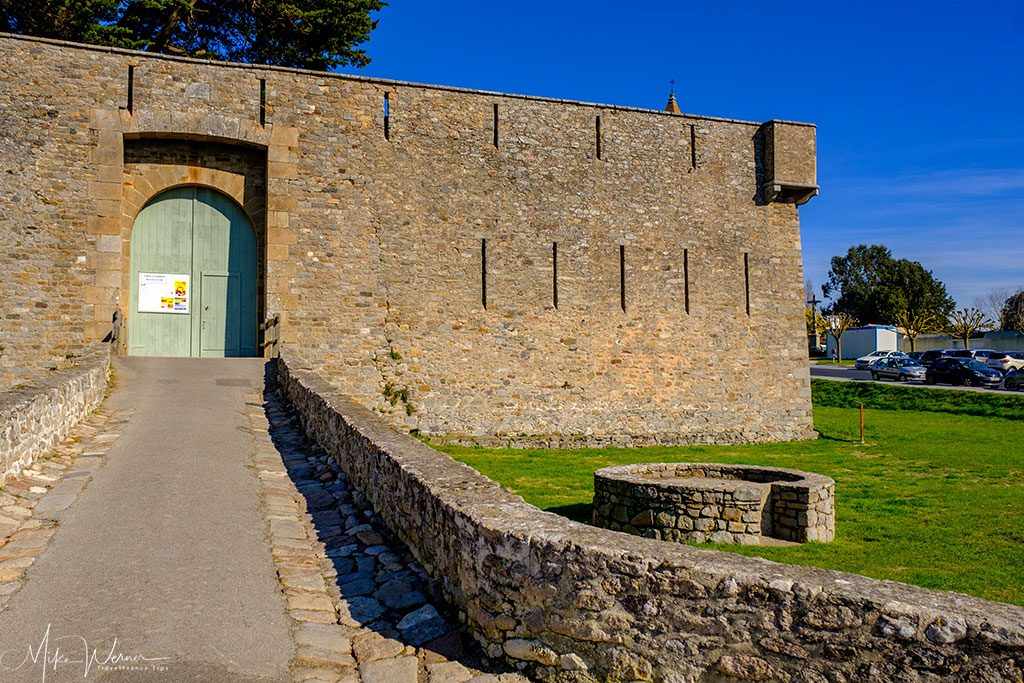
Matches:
[[437, 384, 1024, 606]]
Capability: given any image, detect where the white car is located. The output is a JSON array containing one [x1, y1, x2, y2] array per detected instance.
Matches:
[[854, 350, 907, 370], [986, 352, 1024, 375]]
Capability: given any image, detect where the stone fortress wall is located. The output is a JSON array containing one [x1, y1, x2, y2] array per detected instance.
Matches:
[[0, 32, 816, 445]]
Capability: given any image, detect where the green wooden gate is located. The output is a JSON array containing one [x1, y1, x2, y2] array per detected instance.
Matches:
[[129, 187, 258, 357]]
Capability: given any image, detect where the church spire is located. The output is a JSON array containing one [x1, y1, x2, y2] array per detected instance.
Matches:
[[664, 79, 681, 114]]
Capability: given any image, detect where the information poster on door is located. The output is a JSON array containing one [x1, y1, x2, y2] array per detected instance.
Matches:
[[138, 273, 190, 314]]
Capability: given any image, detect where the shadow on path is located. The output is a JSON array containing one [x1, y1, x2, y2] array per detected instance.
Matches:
[[258, 365, 524, 681]]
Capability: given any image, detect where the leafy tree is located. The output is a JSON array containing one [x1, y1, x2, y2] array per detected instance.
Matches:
[[0, 0, 385, 69], [822, 244, 954, 325], [946, 308, 994, 350], [823, 313, 858, 361], [0, 0, 136, 46], [894, 309, 939, 353], [998, 290, 1024, 333]]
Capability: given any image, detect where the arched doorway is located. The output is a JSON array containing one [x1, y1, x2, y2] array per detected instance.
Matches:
[[129, 186, 258, 357]]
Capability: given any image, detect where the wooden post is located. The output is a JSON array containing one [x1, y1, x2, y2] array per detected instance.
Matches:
[[858, 402, 865, 444]]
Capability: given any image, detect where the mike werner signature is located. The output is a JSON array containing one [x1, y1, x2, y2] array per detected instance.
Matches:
[[0, 624, 172, 681]]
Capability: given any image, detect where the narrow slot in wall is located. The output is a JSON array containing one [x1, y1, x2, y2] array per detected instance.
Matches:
[[744, 252, 751, 316], [126, 65, 134, 113], [259, 78, 267, 127], [552, 242, 558, 309], [619, 245, 626, 312], [481, 238, 487, 309], [689, 124, 697, 169], [493, 103, 499, 148], [596, 115, 603, 160], [384, 92, 390, 140], [683, 248, 690, 314]]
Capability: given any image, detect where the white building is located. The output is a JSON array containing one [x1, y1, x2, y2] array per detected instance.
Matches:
[[825, 325, 899, 360]]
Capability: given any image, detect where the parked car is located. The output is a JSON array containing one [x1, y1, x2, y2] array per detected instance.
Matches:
[[946, 348, 999, 361], [906, 351, 925, 361], [854, 350, 907, 370], [869, 357, 926, 382], [986, 351, 1024, 375], [918, 349, 948, 367], [924, 358, 1002, 388], [1005, 369, 1024, 391]]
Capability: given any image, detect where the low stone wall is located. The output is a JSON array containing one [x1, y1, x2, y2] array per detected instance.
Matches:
[[593, 463, 835, 545], [0, 345, 111, 484], [277, 350, 1024, 682]]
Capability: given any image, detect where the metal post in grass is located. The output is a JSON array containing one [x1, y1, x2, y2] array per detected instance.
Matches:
[[858, 402, 865, 444]]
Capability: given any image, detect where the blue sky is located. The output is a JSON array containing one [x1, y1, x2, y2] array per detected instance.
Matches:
[[349, 1, 1024, 307]]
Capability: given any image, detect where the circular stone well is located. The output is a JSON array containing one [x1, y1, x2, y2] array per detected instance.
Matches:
[[592, 463, 835, 545]]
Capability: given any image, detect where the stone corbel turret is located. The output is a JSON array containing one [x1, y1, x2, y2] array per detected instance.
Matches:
[[761, 120, 819, 205]]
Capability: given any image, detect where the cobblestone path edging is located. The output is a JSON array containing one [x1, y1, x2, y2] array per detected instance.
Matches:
[[245, 388, 531, 683], [0, 406, 131, 612]]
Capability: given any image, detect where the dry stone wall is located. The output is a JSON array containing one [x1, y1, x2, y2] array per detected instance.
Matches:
[[278, 351, 1024, 683], [0, 344, 110, 483], [0, 33, 816, 445], [592, 463, 835, 545]]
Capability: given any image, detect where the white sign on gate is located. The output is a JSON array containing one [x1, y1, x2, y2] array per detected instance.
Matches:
[[138, 273, 190, 314]]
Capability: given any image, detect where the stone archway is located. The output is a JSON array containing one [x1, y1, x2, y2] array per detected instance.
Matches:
[[83, 109, 298, 355], [128, 186, 259, 357]]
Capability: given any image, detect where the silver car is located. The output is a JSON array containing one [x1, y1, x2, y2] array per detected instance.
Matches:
[[870, 357, 926, 382], [855, 350, 907, 370]]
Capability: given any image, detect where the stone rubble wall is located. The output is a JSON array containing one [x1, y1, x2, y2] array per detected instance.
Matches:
[[593, 462, 835, 545], [769, 480, 835, 543], [278, 351, 1024, 683], [0, 345, 110, 484], [593, 469, 772, 545]]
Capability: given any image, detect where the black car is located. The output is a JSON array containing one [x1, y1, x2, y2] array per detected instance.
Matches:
[[918, 349, 947, 367], [1005, 369, 1024, 391], [947, 348, 999, 362], [924, 358, 1002, 388]]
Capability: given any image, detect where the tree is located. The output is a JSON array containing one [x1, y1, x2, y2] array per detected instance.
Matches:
[[804, 279, 816, 302], [972, 286, 1012, 328], [822, 244, 954, 325], [0, 0, 135, 47], [823, 313, 858, 362], [946, 308, 994, 350], [894, 309, 938, 353], [1, 0, 386, 69], [998, 290, 1024, 333]]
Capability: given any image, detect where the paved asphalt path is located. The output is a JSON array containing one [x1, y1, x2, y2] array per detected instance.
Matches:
[[0, 358, 292, 682], [810, 364, 1019, 394]]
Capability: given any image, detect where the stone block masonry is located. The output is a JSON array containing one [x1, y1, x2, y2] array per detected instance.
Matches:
[[278, 350, 1024, 682], [0, 32, 816, 446], [592, 462, 835, 545], [0, 345, 110, 484]]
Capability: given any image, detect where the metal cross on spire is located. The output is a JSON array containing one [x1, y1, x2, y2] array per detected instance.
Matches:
[[664, 80, 681, 114]]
